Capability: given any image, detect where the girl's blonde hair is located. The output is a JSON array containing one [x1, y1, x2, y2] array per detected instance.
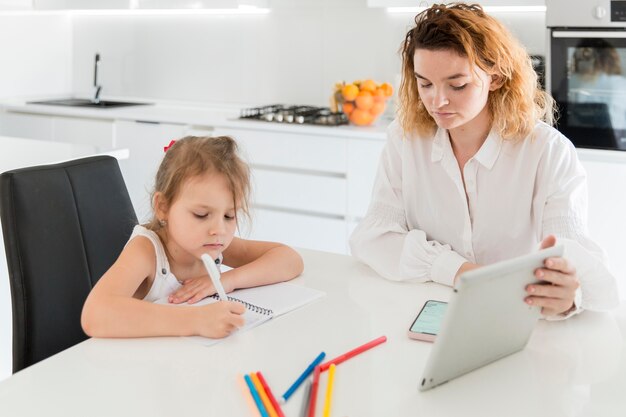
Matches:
[[145, 136, 251, 231], [399, 2, 555, 139]]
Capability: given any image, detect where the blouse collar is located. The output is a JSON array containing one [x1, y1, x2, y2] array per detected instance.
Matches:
[[431, 127, 503, 170]]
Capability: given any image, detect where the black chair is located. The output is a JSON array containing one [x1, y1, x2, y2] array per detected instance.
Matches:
[[0, 155, 137, 373]]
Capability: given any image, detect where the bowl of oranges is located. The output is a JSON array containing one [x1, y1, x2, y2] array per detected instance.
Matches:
[[332, 79, 393, 126]]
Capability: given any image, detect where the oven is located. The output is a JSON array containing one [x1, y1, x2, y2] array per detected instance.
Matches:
[[547, 0, 626, 150]]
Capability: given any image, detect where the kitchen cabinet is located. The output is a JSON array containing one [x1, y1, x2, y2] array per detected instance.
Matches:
[[114, 120, 191, 223], [213, 125, 384, 254], [0, 111, 113, 149]]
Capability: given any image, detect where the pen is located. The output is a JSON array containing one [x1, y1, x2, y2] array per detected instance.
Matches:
[[322, 364, 336, 417], [251, 372, 279, 417], [281, 351, 326, 403], [237, 374, 261, 417], [319, 335, 387, 371], [306, 365, 321, 417], [299, 379, 312, 417], [201, 253, 228, 301], [257, 371, 285, 417], [244, 373, 269, 417]]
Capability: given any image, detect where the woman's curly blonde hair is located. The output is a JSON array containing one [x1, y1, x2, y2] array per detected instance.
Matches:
[[399, 3, 555, 139]]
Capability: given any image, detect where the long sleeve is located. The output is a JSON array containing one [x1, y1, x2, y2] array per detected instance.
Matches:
[[539, 137, 619, 313], [349, 123, 467, 286]]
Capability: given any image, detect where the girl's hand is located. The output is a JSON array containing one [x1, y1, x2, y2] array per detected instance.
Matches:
[[169, 275, 216, 304], [196, 301, 246, 338], [525, 235, 580, 316]]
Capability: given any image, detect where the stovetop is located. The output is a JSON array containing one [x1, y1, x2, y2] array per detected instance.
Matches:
[[239, 104, 349, 126]]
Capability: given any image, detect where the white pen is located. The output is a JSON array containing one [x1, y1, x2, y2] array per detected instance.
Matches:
[[201, 253, 228, 301]]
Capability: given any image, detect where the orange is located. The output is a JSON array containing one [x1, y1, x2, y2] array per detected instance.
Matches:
[[342, 101, 355, 115], [350, 108, 375, 126], [370, 102, 386, 116], [341, 84, 359, 102], [380, 82, 393, 97], [360, 79, 377, 92], [355, 90, 374, 110], [373, 88, 386, 103]]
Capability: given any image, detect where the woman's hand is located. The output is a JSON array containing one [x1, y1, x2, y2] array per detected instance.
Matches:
[[195, 301, 246, 338], [525, 235, 580, 316]]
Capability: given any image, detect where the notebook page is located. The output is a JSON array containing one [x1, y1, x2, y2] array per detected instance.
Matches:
[[224, 282, 325, 317]]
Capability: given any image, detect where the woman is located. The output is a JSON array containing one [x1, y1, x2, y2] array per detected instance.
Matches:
[[350, 3, 618, 318]]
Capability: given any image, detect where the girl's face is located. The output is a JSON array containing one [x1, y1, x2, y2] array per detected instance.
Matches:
[[158, 171, 237, 263], [413, 48, 496, 132]]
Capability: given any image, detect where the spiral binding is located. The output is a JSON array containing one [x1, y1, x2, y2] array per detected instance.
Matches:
[[210, 294, 273, 316]]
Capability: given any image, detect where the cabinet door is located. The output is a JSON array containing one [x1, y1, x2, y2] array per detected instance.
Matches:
[[0, 112, 53, 141], [114, 120, 187, 223], [347, 139, 385, 219], [243, 208, 349, 254], [53, 116, 114, 149]]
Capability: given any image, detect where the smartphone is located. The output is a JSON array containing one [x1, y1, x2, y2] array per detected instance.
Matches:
[[407, 300, 448, 342]]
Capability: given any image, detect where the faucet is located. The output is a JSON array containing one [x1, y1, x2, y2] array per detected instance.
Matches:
[[93, 53, 102, 104]]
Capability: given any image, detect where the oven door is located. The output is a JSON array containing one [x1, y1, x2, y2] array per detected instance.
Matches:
[[551, 30, 626, 151]]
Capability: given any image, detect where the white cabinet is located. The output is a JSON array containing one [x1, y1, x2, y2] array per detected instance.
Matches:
[[367, 0, 545, 7], [0, 111, 114, 149], [213, 125, 384, 254], [114, 120, 189, 223]]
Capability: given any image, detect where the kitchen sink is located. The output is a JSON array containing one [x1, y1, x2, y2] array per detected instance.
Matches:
[[28, 98, 151, 108]]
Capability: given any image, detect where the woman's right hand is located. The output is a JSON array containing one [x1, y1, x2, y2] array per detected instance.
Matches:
[[454, 262, 481, 286], [196, 301, 246, 338]]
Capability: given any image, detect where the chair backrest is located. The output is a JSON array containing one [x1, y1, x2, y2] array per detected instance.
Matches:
[[0, 155, 137, 373]]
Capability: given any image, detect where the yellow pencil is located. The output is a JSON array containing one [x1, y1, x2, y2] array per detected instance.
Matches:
[[237, 374, 261, 417], [322, 364, 336, 417], [251, 372, 279, 417]]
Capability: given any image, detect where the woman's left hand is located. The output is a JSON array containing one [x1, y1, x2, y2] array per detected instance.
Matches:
[[525, 235, 580, 316]]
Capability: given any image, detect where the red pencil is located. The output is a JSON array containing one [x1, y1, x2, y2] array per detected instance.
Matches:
[[320, 335, 387, 371], [307, 365, 322, 417], [256, 371, 285, 417]]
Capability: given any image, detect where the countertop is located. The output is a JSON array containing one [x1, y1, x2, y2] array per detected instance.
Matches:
[[0, 96, 390, 141]]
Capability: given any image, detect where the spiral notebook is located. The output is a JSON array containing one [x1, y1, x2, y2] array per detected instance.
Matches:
[[156, 282, 325, 346]]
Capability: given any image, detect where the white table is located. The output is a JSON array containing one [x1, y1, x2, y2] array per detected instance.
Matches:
[[0, 249, 625, 417]]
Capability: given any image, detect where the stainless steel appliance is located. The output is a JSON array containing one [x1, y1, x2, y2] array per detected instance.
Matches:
[[239, 105, 348, 126], [547, 0, 626, 150]]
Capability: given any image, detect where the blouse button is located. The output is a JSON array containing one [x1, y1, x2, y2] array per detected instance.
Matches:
[[161, 268, 167, 275]]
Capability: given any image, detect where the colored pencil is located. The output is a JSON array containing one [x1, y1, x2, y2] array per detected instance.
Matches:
[[320, 336, 387, 371], [257, 371, 285, 417], [322, 364, 336, 417]]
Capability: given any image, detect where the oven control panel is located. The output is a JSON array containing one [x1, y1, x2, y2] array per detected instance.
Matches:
[[612, 1, 626, 22]]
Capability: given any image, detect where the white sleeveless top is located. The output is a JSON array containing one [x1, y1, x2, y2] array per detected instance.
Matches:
[[128, 225, 222, 303]]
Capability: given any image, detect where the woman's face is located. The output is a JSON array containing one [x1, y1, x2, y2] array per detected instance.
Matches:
[[413, 48, 495, 132]]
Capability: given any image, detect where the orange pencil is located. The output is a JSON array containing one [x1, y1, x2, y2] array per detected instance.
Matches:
[[237, 374, 261, 417], [256, 372, 285, 417], [251, 372, 279, 417]]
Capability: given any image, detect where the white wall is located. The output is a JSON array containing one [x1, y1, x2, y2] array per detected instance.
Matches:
[[70, 0, 546, 106], [0, 13, 72, 380]]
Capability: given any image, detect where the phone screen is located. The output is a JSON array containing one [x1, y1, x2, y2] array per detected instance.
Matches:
[[410, 300, 448, 335]]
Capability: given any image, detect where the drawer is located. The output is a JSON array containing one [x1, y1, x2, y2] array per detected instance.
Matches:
[[0, 112, 53, 141], [54, 117, 114, 149], [252, 169, 347, 216], [243, 208, 349, 254], [216, 127, 348, 174], [347, 139, 385, 218]]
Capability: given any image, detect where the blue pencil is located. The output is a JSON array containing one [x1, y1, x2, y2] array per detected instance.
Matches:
[[244, 373, 269, 417], [281, 351, 326, 403]]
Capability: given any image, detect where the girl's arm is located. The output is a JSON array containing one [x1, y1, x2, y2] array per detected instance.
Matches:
[[169, 238, 304, 304], [220, 237, 304, 292], [81, 236, 245, 338]]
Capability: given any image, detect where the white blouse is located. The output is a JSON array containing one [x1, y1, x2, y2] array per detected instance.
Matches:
[[349, 120, 618, 313]]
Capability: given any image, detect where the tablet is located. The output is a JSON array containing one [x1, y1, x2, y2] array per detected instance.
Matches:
[[419, 245, 564, 391]]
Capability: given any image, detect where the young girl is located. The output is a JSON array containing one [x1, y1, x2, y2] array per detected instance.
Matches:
[[350, 3, 618, 318], [82, 136, 304, 338]]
